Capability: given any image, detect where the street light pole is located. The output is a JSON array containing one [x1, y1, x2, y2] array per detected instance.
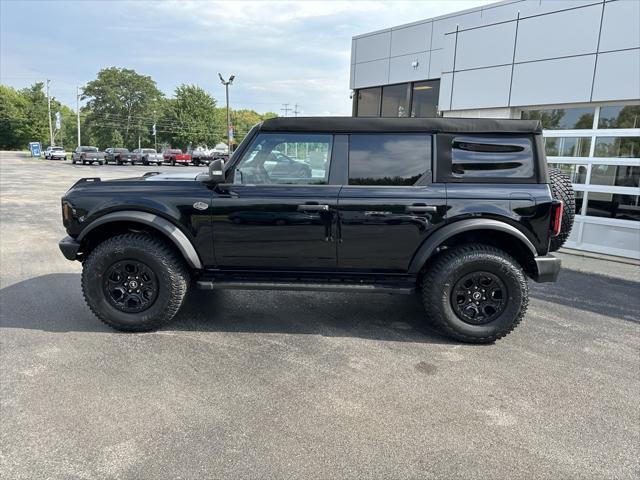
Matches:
[[46, 79, 54, 146], [218, 73, 235, 153], [76, 86, 81, 148]]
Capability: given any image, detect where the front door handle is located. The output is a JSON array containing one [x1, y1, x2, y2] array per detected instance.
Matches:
[[406, 205, 437, 213], [297, 204, 329, 212]]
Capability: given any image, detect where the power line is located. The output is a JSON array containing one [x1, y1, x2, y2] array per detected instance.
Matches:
[[293, 104, 301, 117], [281, 103, 291, 117]]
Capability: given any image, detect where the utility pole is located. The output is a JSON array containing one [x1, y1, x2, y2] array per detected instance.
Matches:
[[293, 104, 300, 117], [153, 110, 157, 151], [46, 79, 54, 146], [218, 73, 235, 153], [281, 103, 291, 117], [76, 86, 81, 148]]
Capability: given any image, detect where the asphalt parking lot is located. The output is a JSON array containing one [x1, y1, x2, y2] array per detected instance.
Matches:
[[1, 151, 639, 479]]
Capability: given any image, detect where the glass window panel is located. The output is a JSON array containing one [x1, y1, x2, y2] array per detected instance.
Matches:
[[590, 164, 640, 188], [575, 191, 585, 215], [234, 133, 332, 185], [544, 137, 591, 157], [451, 136, 534, 178], [598, 105, 640, 129], [356, 88, 381, 117], [594, 137, 640, 158], [411, 80, 440, 118], [548, 163, 588, 184], [586, 193, 640, 222], [522, 107, 594, 129], [381, 84, 410, 117], [349, 134, 430, 186]]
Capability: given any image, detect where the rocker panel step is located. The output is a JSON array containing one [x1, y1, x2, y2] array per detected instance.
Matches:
[[196, 280, 416, 295]]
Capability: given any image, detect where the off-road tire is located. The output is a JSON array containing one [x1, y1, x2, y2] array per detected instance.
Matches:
[[82, 233, 190, 332], [548, 168, 575, 252], [421, 244, 528, 343]]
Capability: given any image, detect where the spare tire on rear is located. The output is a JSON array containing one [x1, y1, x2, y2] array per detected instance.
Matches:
[[548, 168, 575, 252]]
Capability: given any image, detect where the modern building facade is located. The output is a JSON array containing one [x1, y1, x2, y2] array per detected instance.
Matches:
[[350, 0, 640, 259]]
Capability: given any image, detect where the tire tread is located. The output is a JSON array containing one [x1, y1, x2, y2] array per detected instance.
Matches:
[[421, 244, 529, 343], [81, 233, 190, 332]]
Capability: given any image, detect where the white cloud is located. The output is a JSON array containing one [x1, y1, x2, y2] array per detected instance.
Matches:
[[2, 0, 496, 115]]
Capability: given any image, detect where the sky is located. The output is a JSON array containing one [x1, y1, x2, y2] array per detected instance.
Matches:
[[1, 0, 495, 116]]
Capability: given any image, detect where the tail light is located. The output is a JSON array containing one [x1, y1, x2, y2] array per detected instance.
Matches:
[[550, 201, 563, 237]]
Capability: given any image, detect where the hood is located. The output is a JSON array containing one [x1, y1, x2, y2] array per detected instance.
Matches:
[[141, 171, 204, 181]]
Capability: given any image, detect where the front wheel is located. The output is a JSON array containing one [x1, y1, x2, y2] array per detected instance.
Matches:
[[82, 233, 190, 332], [421, 244, 528, 343]]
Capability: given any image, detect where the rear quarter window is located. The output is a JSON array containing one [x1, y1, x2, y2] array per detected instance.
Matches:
[[436, 134, 537, 183]]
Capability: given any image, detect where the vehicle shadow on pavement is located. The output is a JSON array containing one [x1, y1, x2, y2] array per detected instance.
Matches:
[[1, 268, 637, 339], [0, 273, 453, 343], [529, 267, 640, 324]]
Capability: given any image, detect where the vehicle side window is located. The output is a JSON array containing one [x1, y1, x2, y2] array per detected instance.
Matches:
[[348, 134, 430, 186], [233, 133, 332, 185], [451, 136, 534, 179]]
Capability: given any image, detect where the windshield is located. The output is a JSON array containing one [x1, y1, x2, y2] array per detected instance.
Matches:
[[52, 147, 63, 151], [143, 149, 156, 154], [82, 147, 98, 152]]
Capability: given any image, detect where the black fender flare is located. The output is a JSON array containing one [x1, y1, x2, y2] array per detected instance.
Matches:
[[77, 211, 203, 269], [408, 219, 537, 274]]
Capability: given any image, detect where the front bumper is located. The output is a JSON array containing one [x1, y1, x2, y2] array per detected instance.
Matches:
[[59, 236, 80, 261], [533, 255, 561, 282]]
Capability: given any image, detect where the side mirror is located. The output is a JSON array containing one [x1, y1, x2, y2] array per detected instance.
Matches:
[[208, 158, 226, 184]]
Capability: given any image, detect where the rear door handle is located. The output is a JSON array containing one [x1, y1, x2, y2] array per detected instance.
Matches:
[[406, 205, 437, 213], [297, 204, 329, 212]]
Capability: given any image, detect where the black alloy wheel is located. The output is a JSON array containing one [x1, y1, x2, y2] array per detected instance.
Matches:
[[451, 271, 507, 325], [103, 260, 159, 313]]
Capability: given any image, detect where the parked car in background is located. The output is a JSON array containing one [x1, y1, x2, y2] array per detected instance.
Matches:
[[105, 147, 133, 165], [188, 145, 214, 166], [44, 146, 67, 160], [72, 146, 105, 165], [132, 148, 163, 165], [162, 148, 192, 166]]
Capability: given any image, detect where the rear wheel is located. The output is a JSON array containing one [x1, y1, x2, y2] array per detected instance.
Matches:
[[82, 233, 190, 332], [548, 168, 575, 252], [421, 244, 528, 343]]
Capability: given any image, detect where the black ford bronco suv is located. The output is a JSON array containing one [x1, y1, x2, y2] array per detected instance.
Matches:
[[59, 117, 574, 343]]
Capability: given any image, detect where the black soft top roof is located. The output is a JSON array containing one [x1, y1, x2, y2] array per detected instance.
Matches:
[[258, 117, 541, 134]]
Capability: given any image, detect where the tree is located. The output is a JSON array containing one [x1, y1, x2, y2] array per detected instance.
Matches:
[[18, 82, 50, 146], [0, 85, 30, 149], [158, 84, 220, 149], [82, 67, 163, 149]]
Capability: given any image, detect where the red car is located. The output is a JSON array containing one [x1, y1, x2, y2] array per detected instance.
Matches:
[[162, 148, 192, 166]]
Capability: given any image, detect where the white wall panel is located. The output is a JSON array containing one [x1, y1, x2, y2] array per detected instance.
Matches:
[[440, 34, 456, 73], [451, 65, 512, 109], [599, 0, 640, 52], [390, 22, 432, 57], [510, 55, 596, 106], [515, 4, 602, 62], [389, 52, 430, 84], [429, 49, 444, 79], [353, 59, 389, 89], [431, 12, 481, 50], [438, 72, 453, 111], [349, 64, 355, 90], [355, 32, 391, 63], [454, 21, 517, 71], [592, 49, 640, 102]]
